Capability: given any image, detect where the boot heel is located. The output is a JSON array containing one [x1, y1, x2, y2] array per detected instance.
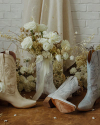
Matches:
[[43, 97, 55, 108], [0, 100, 9, 106]]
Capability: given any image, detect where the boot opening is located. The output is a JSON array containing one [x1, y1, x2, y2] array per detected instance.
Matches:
[[1, 51, 16, 61], [88, 50, 95, 63]]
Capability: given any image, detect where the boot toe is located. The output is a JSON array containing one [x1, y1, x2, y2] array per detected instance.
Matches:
[[21, 99, 36, 108], [78, 100, 92, 111]]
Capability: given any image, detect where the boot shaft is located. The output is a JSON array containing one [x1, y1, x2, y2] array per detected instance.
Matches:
[[87, 50, 100, 90], [0, 52, 17, 94]]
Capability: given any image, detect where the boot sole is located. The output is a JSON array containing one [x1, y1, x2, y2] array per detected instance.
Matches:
[[0, 100, 37, 108], [77, 97, 100, 112], [14, 102, 37, 109], [52, 99, 76, 113], [43, 97, 55, 108]]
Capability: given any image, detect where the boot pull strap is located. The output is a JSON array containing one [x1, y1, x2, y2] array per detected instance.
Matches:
[[5, 50, 9, 55], [88, 50, 95, 63]]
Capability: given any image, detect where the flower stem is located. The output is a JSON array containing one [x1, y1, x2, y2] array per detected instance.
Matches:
[[30, 30, 36, 41]]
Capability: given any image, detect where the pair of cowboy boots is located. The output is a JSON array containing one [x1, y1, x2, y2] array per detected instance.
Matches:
[[43, 50, 100, 113]]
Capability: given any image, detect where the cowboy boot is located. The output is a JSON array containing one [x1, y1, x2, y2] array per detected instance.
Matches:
[[78, 50, 100, 111], [33, 59, 57, 100], [43, 76, 80, 113], [0, 51, 36, 108]]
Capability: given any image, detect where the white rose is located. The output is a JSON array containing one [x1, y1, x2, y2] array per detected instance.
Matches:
[[70, 56, 74, 60], [48, 32, 61, 44], [36, 55, 43, 63], [37, 24, 48, 32], [21, 37, 33, 49], [38, 38, 48, 44], [42, 51, 52, 59], [43, 42, 53, 51], [43, 31, 48, 35], [20, 67, 28, 74], [23, 20, 37, 31], [63, 52, 69, 60], [27, 75, 35, 82], [55, 54, 62, 62], [61, 40, 70, 51], [70, 67, 77, 74]]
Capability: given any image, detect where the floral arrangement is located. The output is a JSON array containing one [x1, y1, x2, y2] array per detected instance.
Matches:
[[16, 57, 66, 92], [0, 20, 74, 63], [16, 58, 36, 92], [69, 34, 97, 89]]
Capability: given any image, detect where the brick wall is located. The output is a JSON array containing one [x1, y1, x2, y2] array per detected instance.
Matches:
[[0, 0, 100, 51]]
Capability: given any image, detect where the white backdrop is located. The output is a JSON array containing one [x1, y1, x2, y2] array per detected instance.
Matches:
[[0, 0, 100, 52]]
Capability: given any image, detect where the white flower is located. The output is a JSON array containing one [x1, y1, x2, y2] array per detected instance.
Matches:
[[27, 75, 35, 82], [80, 65, 87, 73], [63, 52, 69, 60], [75, 72, 81, 80], [23, 20, 37, 31], [55, 54, 62, 62], [37, 24, 48, 32], [43, 42, 53, 51], [36, 55, 43, 63], [44, 32, 61, 44], [42, 51, 52, 59], [20, 67, 28, 74], [27, 67, 34, 74], [18, 83, 24, 92], [70, 67, 77, 74], [21, 37, 33, 49], [38, 38, 48, 44], [19, 75, 27, 83], [83, 73, 87, 80], [61, 40, 70, 51], [29, 82, 36, 91], [24, 57, 31, 62], [70, 56, 74, 60], [43, 31, 48, 35]]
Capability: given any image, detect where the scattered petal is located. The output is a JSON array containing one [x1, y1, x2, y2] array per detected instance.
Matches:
[[54, 117, 57, 119], [92, 117, 95, 119], [4, 120, 8, 122], [14, 114, 17, 116]]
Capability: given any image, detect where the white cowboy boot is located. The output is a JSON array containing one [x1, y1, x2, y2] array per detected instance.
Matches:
[[78, 50, 100, 111], [0, 51, 36, 108], [33, 59, 57, 100], [43, 76, 80, 113]]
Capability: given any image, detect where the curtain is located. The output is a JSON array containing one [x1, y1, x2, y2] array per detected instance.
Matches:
[[22, 0, 75, 69]]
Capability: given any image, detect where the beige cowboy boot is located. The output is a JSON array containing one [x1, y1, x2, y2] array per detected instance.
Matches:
[[0, 51, 36, 108]]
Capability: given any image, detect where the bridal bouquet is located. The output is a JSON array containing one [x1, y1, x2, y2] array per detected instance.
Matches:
[[0, 20, 73, 63], [20, 20, 73, 63]]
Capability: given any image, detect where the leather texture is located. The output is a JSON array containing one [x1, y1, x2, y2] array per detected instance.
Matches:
[[0, 51, 36, 108], [78, 50, 100, 110], [48, 76, 80, 107]]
